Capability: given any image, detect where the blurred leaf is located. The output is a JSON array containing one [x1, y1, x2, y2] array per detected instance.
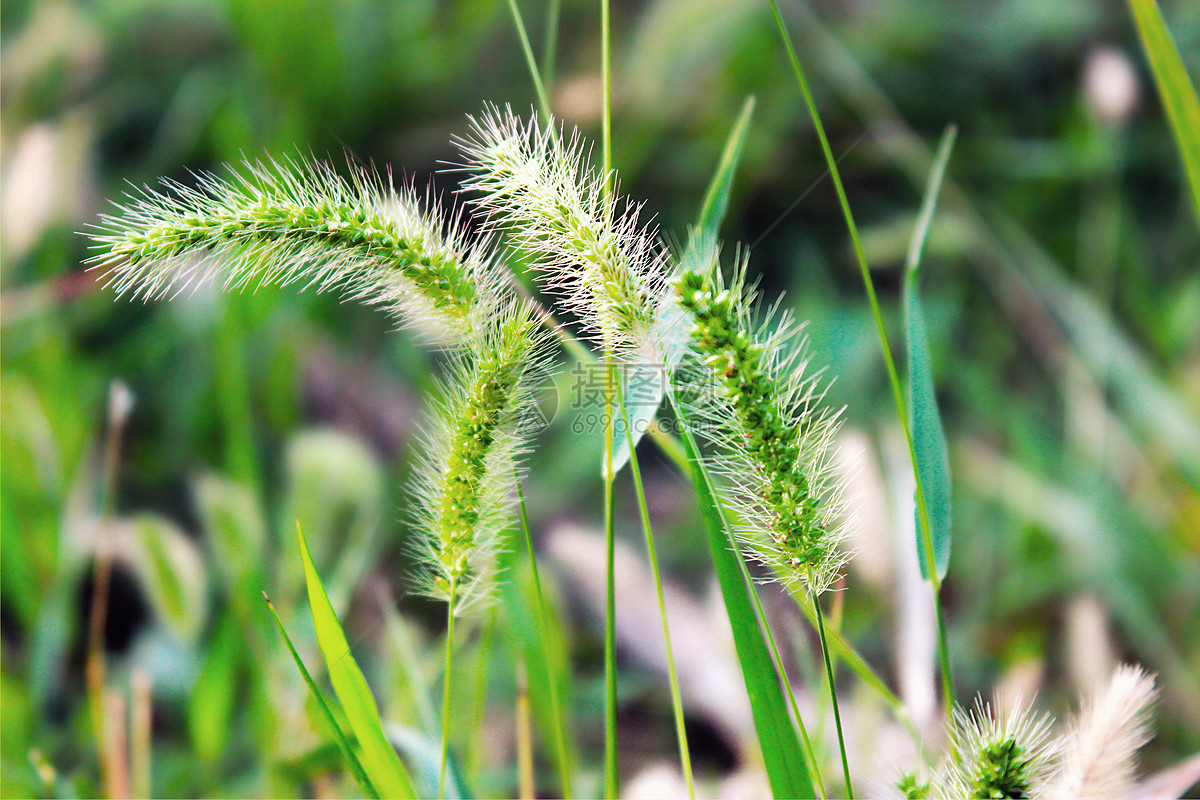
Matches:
[[612, 96, 756, 473], [120, 514, 209, 642], [670, 394, 816, 800], [193, 472, 267, 596], [265, 592, 379, 799], [297, 523, 415, 799], [188, 611, 241, 765], [386, 724, 469, 800], [382, 607, 438, 738], [905, 125, 956, 581], [498, 539, 575, 797], [279, 429, 385, 610], [1128, 0, 1200, 225]]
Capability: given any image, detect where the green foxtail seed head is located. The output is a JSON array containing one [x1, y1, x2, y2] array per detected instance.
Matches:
[[86, 155, 504, 344], [673, 256, 848, 596], [456, 106, 669, 357], [409, 301, 553, 611], [934, 697, 1057, 799]]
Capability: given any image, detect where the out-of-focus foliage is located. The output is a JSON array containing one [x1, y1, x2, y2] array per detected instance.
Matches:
[[2, 0, 1197, 796]]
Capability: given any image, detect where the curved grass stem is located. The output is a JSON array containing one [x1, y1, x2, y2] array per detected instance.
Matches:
[[616, 376, 695, 798], [766, 0, 953, 715]]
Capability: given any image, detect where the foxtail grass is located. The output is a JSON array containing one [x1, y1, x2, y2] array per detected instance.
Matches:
[[87, 155, 505, 344], [457, 107, 670, 359]]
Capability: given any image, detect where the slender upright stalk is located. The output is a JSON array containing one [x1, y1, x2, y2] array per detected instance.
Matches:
[[505, 0, 552, 121], [601, 0, 613, 196], [599, 10, 619, 791], [766, 0, 953, 713], [541, 0, 563, 91], [616, 378, 695, 797], [439, 581, 459, 800], [602, 355, 620, 799], [811, 588, 853, 798], [514, 471, 574, 798]]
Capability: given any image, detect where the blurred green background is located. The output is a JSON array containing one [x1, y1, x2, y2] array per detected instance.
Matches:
[[2, 0, 1198, 797]]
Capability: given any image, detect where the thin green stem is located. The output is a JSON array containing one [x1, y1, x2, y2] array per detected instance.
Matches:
[[514, 470, 574, 798], [766, 0, 952, 713], [600, 0, 612, 196], [505, 0, 553, 121], [602, 354, 619, 798], [439, 580, 458, 800], [811, 587, 853, 798], [616, 377, 695, 798], [541, 0, 562, 91]]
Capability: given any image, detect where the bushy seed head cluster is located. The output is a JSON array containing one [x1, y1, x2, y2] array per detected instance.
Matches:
[[933, 699, 1057, 799], [87, 156, 502, 343], [410, 304, 553, 610], [903, 666, 1159, 799], [456, 106, 669, 356], [674, 261, 846, 595]]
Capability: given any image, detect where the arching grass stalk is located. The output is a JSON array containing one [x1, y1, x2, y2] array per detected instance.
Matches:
[[513, 470, 574, 798], [765, 0, 954, 714], [615, 377, 695, 798], [673, 258, 854, 795]]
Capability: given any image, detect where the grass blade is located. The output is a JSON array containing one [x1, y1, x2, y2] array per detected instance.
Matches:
[[264, 592, 380, 800], [297, 523, 416, 799], [903, 125, 957, 582], [511, 472, 575, 797], [1127, 0, 1200, 225], [670, 393, 817, 800], [692, 95, 757, 250], [766, 0, 954, 713]]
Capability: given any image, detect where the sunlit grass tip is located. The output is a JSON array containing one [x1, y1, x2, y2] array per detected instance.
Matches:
[[673, 252, 850, 596], [85, 154, 506, 344], [454, 104, 670, 359], [408, 299, 555, 612]]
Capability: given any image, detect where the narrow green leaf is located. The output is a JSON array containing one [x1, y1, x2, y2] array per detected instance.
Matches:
[[1128, 0, 1200, 225], [297, 524, 415, 799], [671, 395, 816, 800], [692, 95, 757, 250], [264, 592, 380, 800], [611, 96, 756, 473], [501, 476, 576, 797], [188, 611, 241, 765], [903, 125, 957, 581]]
